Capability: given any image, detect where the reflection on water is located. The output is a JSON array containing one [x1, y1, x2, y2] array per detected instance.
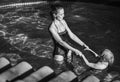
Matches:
[[0, 1, 120, 81]]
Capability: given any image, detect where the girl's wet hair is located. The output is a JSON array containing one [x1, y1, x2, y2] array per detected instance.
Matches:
[[50, 4, 63, 14], [50, 4, 63, 20]]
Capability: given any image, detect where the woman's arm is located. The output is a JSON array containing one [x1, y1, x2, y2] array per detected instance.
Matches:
[[67, 50, 72, 57], [81, 54, 108, 70], [64, 20, 88, 48], [67, 50, 72, 62]]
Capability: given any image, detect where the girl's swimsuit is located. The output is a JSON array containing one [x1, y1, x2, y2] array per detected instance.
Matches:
[[53, 23, 68, 57], [53, 21, 84, 58]]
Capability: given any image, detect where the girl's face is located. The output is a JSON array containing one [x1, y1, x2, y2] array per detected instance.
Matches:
[[54, 8, 64, 21], [102, 49, 114, 64]]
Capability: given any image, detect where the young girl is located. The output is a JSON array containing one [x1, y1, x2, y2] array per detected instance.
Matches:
[[49, 4, 91, 67], [68, 49, 114, 82]]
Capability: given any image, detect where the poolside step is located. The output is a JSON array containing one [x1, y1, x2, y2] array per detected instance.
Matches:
[[21, 66, 55, 82], [0, 57, 10, 69], [0, 61, 33, 82], [49, 71, 78, 82], [0, 57, 12, 74], [15, 70, 77, 82], [0, 57, 78, 82]]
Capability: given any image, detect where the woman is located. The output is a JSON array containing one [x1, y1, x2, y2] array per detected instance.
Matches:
[[49, 4, 91, 70]]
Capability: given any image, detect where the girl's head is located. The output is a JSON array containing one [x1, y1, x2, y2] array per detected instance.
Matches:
[[102, 49, 114, 65], [50, 4, 64, 20]]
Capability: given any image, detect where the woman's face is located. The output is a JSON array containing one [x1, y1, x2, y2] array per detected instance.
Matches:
[[55, 8, 64, 21]]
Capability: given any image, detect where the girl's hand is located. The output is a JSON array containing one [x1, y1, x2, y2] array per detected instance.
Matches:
[[84, 45, 90, 51], [74, 49, 83, 57], [84, 47, 99, 57]]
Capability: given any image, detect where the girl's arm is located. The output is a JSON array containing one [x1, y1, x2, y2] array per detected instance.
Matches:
[[81, 54, 108, 70], [49, 23, 77, 53], [64, 20, 99, 57]]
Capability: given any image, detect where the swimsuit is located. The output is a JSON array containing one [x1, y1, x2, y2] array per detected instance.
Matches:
[[53, 20, 84, 59], [53, 22, 69, 57]]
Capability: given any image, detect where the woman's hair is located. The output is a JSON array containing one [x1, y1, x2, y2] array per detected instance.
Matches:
[[102, 49, 114, 65]]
